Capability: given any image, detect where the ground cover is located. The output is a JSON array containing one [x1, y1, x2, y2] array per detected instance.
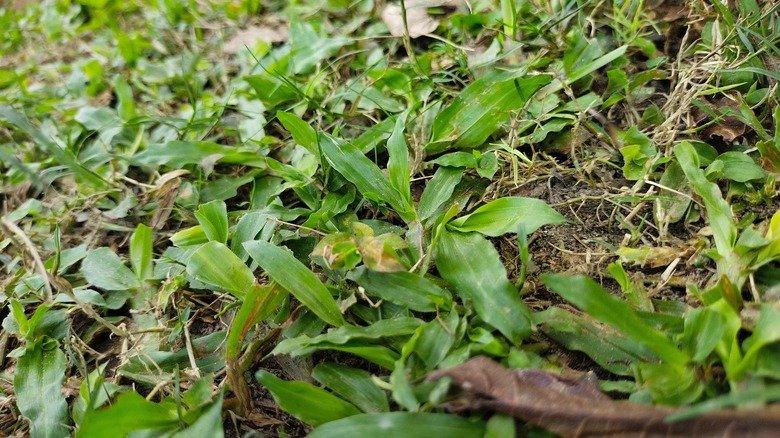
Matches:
[[1, 0, 780, 436]]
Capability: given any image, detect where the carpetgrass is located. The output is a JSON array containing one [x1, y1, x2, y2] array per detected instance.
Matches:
[[1, 0, 780, 436]]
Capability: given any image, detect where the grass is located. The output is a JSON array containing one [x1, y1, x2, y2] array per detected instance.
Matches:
[[1, 0, 780, 436]]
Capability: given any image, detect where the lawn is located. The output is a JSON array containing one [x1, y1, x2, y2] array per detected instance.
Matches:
[[1, 0, 780, 436]]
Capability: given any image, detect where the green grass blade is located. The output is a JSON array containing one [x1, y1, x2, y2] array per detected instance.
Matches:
[[319, 133, 416, 222], [16, 340, 70, 438], [130, 224, 154, 282], [307, 413, 486, 438], [429, 71, 552, 152], [0, 105, 106, 187], [417, 166, 463, 223], [387, 116, 412, 211], [77, 391, 179, 437], [256, 371, 361, 427], [194, 200, 228, 244], [674, 141, 737, 257], [187, 241, 255, 298], [434, 230, 532, 344], [312, 363, 390, 413], [541, 273, 689, 367], [537, 45, 628, 97], [171, 393, 224, 438], [347, 267, 452, 312], [244, 240, 346, 327], [278, 110, 318, 158], [81, 247, 141, 291], [447, 197, 567, 236]]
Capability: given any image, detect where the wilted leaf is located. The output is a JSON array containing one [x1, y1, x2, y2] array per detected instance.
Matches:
[[428, 356, 780, 438], [222, 24, 289, 54], [693, 96, 748, 143], [381, 2, 439, 38]]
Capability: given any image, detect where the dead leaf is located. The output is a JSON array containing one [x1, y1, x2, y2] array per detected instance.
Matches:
[[148, 170, 189, 230], [427, 356, 780, 437], [223, 25, 289, 55], [381, 2, 439, 38], [692, 96, 747, 144]]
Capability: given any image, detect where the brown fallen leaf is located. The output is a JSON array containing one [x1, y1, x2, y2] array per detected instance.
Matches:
[[692, 96, 747, 144], [381, 1, 439, 38], [148, 170, 189, 230], [427, 356, 780, 437], [222, 24, 289, 55]]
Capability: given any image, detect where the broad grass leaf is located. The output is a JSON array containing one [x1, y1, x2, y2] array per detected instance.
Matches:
[[273, 318, 422, 353], [414, 311, 459, 369], [244, 75, 298, 107], [636, 362, 703, 404], [534, 307, 644, 377], [307, 413, 485, 438], [312, 363, 389, 413], [736, 304, 780, 378], [0, 105, 106, 188], [194, 200, 228, 244], [244, 240, 346, 326], [113, 76, 135, 121], [447, 197, 566, 236], [171, 393, 224, 438], [537, 45, 629, 97], [78, 391, 179, 437], [682, 307, 725, 363], [132, 141, 265, 168], [170, 226, 209, 247], [675, 141, 737, 257], [347, 267, 452, 312], [434, 230, 532, 344], [390, 360, 418, 411], [711, 152, 765, 182], [81, 247, 141, 291], [387, 116, 412, 210], [130, 224, 153, 282], [428, 72, 552, 153], [16, 339, 70, 438], [278, 110, 318, 158], [541, 273, 689, 367], [319, 133, 416, 223], [187, 241, 254, 298], [226, 284, 286, 362], [256, 371, 361, 427], [352, 117, 393, 153], [654, 161, 691, 233], [418, 166, 463, 223]]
